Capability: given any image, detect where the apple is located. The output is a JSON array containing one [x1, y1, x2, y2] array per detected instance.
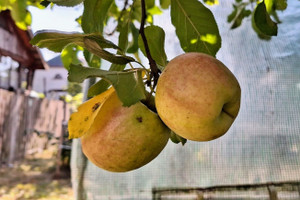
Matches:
[[81, 91, 170, 172], [155, 52, 241, 141]]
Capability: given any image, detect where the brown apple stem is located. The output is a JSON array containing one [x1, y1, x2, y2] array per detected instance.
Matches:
[[139, 0, 160, 88]]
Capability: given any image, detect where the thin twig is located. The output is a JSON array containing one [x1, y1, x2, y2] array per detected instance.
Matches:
[[139, 0, 160, 88]]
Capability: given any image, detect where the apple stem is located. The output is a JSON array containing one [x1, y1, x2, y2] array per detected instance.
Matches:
[[139, 0, 161, 89]]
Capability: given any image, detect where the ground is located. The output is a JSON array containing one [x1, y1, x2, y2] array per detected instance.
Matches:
[[0, 148, 73, 200]]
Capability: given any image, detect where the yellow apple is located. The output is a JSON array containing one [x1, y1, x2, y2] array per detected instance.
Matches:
[[155, 52, 241, 141], [81, 91, 170, 172]]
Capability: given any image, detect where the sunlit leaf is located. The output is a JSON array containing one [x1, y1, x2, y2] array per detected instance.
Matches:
[[68, 64, 146, 106], [203, 0, 219, 6], [68, 87, 114, 139], [82, 0, 113, 33], [61, 44, 82, 70], [138, 25, 168, 67], [252, 1, 277, 36], [170, 0, 221, 57]]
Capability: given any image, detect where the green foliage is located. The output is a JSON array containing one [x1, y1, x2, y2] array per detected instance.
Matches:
[[12, 0, 294, 143], [30, 31, 135, 65], [47, 0, 83, 7], [82, 0, 113, 33], [170, 131, 187, 145], [227, 2, 251, 29], [68, 64, 146, 106], [138, 25, 168, 67], [252, 1, 278, 37], [170, 0, 221, 57]]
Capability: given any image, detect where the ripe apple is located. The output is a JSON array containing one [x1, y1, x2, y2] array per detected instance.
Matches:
[[155, 52, 241, 141], [81, 91, 170, 172]]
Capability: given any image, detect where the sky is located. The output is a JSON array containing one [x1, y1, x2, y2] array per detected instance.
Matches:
[[28, 4, 84, 61]]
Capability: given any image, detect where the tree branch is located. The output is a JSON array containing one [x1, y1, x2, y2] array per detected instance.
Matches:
[[139, 0, 160, 88]]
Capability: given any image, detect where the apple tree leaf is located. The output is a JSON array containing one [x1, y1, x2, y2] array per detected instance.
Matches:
[[68, 87, 115, 139], [87, 64, 125, 97], [30, 31, 135, 64], [82, 0, 113, 33], [170, 131, 187, 146], [127, 23, 140, 54], [47, 0, 83, 7], [159, 0, 170, 9], [61, 44, 82, 70], [83, 50, 101, 68], [227, 3, 251, 29], [68, 64, 146, 106], [170, 0, 221, 57], [252, 1, 278, 36], [138, 25, 168, 67]]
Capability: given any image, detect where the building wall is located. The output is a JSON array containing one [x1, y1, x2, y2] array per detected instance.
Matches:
[[32, 67, 68, 97]]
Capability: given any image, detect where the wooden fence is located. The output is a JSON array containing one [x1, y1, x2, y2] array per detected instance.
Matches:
[[0, 89, 70, 167]]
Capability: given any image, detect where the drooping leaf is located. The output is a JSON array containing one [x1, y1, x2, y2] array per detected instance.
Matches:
[[87, 64, 125, 97], [61, 44, 82, 70], [82, 0, 113, 33], [48, 0, 83, 7], [138, 25, 168, 67], [68, 64, 146, 106], [30, 31, 135, 64], [83, 38, 135, 64], [30, 31, 85, 52], [159, 0, 170, 9], [170, 131, 187, 145], [170, 0, 221, 57], [68, 87, 114, 139], [252, 1, 277, 36]]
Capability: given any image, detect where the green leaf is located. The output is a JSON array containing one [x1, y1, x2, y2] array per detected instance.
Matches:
[[170, 0, 221, 57], [228, 4, 251, 29], [48, 0, 83, 7], [138, 25, 168, 67], [252, 1, 277, 36], [117, 12, 130, 52], [146, 0, 155, 9], [83, 38, 135, 64], [159, 0, 170, 9], [275, 0, 287, 10], [170, 131, 187, 145], [30, 31, 85, 52], [83, 50, 101, 68], [68, 64, 146, 106], [30, 31, 135, 64], [82, 0, 113, 33], [61, 44, 82, 70], [127, 23, 140, 53], [87, 64, 125, 97]]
